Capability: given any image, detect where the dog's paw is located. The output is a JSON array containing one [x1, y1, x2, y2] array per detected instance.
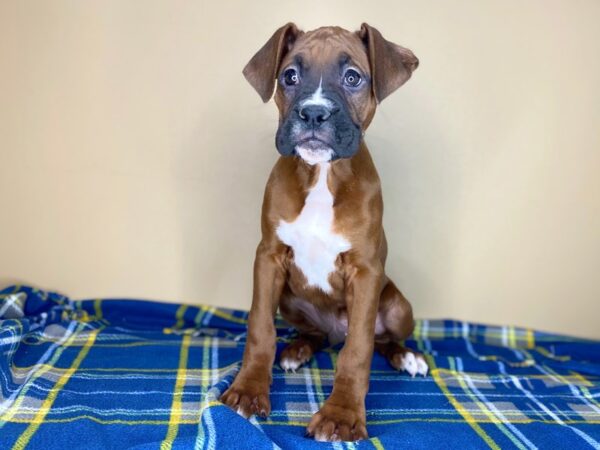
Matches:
[[280, 355, 303, 373], [280, 340, 314, 373], [391, 350, 428, 377], [220, 381, 271, 419], [307, 401, 367, 442]]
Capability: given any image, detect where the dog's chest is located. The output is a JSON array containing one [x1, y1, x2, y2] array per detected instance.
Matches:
[[276, 163, 351, 293]]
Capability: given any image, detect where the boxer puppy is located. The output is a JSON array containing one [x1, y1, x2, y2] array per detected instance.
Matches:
[[221, 23, 427, 442]]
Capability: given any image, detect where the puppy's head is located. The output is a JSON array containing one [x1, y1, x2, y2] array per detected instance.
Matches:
[[244, 23, 418, 165]]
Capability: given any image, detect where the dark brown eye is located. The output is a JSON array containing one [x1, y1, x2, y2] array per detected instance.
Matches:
[[343, 69, 362, 87], [283, 68, 299, 86]]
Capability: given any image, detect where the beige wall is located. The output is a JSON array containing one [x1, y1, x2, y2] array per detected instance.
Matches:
[[1, 1, 599, 338]]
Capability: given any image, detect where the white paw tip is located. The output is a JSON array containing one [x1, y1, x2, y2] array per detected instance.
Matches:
[[315, 432, 328, 442], [280, 357, 300, 373], [400, 352, 428, 377], [401, 352, 417, 375]]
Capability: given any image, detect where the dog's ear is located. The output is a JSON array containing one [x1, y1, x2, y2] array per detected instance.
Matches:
[[359, 23, 419, 103], [243, 23, 301, 102]]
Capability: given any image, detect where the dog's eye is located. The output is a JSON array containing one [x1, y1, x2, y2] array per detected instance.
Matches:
[[343, 69, 362, 87], [283, 68, 300, 86]]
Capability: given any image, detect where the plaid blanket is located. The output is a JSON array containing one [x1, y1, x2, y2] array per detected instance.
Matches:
[[1, 285, 599, 449]]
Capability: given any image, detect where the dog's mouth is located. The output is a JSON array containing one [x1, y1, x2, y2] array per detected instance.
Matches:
[[294, 139, 334, 165]]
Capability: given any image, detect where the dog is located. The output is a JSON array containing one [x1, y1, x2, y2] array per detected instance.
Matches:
[[221, 23, 427, 442]]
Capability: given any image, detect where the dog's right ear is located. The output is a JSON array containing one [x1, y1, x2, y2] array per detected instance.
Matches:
[[359, 23, 419, 103], [243, 23, 300, 102]]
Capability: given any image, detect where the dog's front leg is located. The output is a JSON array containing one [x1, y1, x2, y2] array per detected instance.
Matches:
[[221, 240, 287, 418], [307, 262, 383, 442]]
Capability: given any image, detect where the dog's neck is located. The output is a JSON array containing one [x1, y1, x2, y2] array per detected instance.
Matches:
[[291, 140, 374, 193]]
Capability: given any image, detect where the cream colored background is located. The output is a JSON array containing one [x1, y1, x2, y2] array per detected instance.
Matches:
[[1, 1, 599, 338]]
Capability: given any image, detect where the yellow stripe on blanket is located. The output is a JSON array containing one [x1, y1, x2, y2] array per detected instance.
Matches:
[[429, 359, 500, 450], [12, 327, 100, 450], [161, 333, 192, 450]]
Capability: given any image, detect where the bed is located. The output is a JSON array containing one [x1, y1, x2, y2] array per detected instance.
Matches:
[[1, 285, 599, 449]]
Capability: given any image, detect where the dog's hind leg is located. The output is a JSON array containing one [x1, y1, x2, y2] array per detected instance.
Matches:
[[280, 334, 325, 372], [279, 292, 327, 372], [374, 279, 428, 377]]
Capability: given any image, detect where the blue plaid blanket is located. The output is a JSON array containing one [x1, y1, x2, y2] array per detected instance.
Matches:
[[1, 285, 599, 449]]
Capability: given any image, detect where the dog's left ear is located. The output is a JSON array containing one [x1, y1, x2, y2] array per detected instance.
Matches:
[[359, 23, 419, 103], [243, 23, 301, 102]]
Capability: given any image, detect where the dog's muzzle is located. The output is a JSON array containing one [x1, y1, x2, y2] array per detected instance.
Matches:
[[276, 92, 361, 164]]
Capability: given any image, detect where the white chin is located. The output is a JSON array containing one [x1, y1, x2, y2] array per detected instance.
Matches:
[[295, 145, 334, 165]]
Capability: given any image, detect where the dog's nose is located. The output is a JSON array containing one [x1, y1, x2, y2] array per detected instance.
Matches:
[[298, 105, 331, 125]]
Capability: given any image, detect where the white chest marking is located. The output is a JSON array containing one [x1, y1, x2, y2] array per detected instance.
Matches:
[[276, 163, 351, 293]]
